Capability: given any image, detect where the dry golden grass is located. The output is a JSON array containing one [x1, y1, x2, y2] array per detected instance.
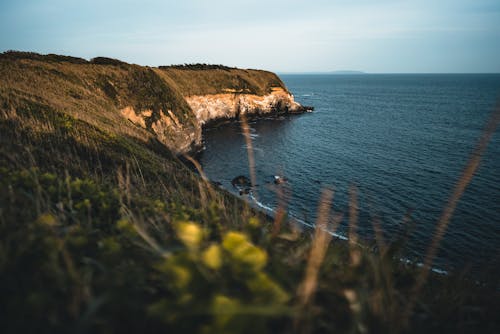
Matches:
[[239, 114, 259, 202], [157, 66, 287, 96], [297, 189, 335, 307]]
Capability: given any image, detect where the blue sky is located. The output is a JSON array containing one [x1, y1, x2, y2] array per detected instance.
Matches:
[[1, 0, 499, 73]]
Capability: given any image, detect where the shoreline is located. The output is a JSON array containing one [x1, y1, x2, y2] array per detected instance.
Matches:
[[184, 105, 313, 158], [185, 115, 457, 281]]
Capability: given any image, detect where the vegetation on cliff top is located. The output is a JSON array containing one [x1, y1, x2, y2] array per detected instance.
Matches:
[[0, 51, 499, 333], [157, 65, 288, 96]]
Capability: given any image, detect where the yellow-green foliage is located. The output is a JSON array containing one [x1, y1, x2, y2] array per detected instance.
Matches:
[[222, 231, 268, 273], [0, 167, 287, 333], [149, 220, 289, 332], [202, 244, 222, 270], [176, 221, 204, 250]]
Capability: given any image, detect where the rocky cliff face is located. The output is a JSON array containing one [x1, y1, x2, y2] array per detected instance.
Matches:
[[185, 87, 304, 125], [121, 87, 305, 154], [120, 106, 201, 154]]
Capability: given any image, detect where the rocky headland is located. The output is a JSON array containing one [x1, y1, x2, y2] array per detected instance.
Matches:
[[0, 52, 310, 156]]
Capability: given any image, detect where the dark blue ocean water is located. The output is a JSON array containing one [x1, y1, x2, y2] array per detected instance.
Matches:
[[199, 74, 500, 277]]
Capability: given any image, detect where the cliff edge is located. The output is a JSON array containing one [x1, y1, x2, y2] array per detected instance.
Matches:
[[0, 52, 309, 155]]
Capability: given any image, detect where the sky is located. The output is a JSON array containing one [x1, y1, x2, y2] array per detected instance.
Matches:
[[1, 0, 499, 73]]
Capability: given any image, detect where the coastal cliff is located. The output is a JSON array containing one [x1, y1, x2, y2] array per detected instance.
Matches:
[[185, 87, 304, 125], [0, 52, 307, 155], [155, 65, 307, 126]]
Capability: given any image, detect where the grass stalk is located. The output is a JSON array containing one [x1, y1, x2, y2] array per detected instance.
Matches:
[[402, 102, 500, 327]]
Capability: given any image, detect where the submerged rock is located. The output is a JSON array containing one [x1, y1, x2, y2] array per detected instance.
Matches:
[[231, 175, 251, 188], [239, 188, 251, 196], [295, 105, 314, 113], [231, 175, 252, 196]]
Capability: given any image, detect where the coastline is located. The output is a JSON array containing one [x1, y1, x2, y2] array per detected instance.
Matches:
[[191, 110, 458, 280]]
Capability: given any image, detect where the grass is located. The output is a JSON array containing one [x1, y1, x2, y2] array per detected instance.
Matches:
[[0, 51, 198, 154], [1, 51, 499, 333], [156, 66, 288, 96]]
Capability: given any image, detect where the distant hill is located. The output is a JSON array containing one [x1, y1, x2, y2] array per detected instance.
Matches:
[[329, 70, 365, 75], [279, 70, 366, 75]]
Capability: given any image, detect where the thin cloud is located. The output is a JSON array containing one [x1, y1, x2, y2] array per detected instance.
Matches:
[[0, 0, 499, 72]]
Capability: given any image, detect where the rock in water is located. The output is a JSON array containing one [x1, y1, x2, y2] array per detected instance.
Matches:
[[274, 175, 288, 184], [231, 175, 251, 188]]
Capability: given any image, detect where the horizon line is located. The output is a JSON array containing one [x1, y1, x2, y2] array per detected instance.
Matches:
[[277, 71, 500, 75]]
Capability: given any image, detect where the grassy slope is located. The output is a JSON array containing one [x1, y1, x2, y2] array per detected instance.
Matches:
[[0, 52, 197, 153], [0, 52, 498, 334], [157, 65, 288, 96]]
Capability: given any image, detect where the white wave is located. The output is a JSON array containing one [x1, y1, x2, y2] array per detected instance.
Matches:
[[249, 195, 447, 275], [399, 257, 448, 275], [248, 194, 275, 214], [248, 195, 349, 241]]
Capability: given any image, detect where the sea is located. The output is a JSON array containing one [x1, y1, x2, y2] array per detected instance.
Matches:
[[198, 74, 500, 280]]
